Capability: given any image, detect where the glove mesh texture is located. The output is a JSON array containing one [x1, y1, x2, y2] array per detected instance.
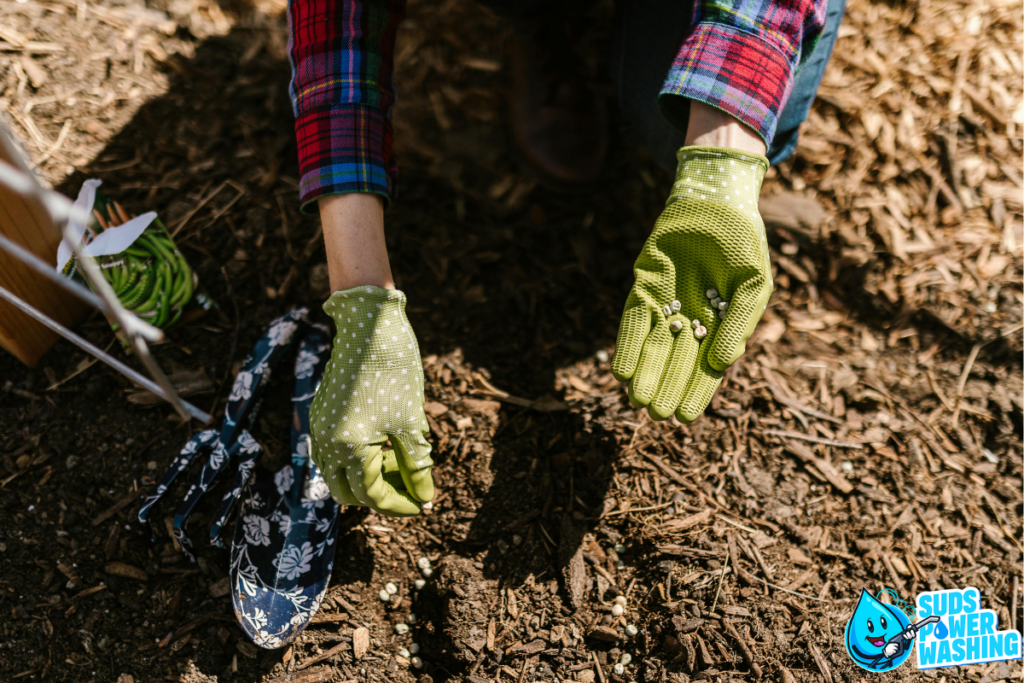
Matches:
[[612, 146, 773, 422]]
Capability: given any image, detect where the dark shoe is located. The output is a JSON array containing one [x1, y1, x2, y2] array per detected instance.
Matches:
[[508, 16, 608, 190]]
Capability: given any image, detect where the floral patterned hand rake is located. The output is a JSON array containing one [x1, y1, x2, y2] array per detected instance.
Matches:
[[139, 308, 342, 648]]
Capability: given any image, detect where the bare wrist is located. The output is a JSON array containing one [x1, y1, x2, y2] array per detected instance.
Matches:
[[319, 193, 395, 293], [684, 101, 767, 156]]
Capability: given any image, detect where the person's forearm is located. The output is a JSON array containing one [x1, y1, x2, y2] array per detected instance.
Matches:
[[685, 101, 767, 156], [319, 193, 395, 293]]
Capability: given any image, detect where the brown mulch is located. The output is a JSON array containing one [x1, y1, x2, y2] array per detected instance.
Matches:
[[0, 0, 1021, 682]]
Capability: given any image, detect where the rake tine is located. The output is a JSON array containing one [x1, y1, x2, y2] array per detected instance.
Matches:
[[138, 430, 218, 541], [210, 430, 263, 548], [171, 440, 233, 561]]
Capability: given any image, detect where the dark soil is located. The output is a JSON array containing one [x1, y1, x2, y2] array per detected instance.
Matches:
[[0, 0, 1021, 682]]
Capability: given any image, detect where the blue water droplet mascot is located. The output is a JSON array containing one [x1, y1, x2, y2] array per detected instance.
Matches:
[[844, 588, 941, 671]]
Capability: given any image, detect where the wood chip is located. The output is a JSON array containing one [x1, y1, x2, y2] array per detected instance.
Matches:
[[352, 626, 369, 659], [104, 562, 148, 581]]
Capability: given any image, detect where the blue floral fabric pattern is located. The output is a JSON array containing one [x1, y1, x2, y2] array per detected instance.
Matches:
[[138, 308, 312, 559], [230, 324, 340, 649]]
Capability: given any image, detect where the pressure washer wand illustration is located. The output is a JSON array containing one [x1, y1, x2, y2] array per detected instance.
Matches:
[[881, 615, 942, 661]]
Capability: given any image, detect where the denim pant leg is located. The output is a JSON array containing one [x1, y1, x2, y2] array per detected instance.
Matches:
[[610, 0, 847, 171], [767, 0, 847, 165]]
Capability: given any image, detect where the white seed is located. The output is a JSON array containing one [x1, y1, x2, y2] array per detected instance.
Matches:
[[718, 300, 729, 311], [615, 560, 626, 570], [614, 595, 628, 607], [379, 589, 392, 602], [620, 653, 633, 666], [385, 582, 399, 595], [417, 557, 431, 570], [414, 579, 427, 590], [694, 327, 707, 339], [670, 300, 681, 312], [595, 349, 610, 363], [408, 613, 417, 624], [421, 567, 433, 579], [411, 656, 423, 669], [611, 604, 624, 617], [613, 543, 626, 553], [691, 319, 700, 329], [421, 501, 433, 511], [706, 288, 718, 299], [662, 305, 672, 316], [718, 310, 726, 320], [395, 623, 409, 635], [399, 648, 411, 658], [613, 664, 625, 675], [711, 297, 722, 307], [625, 624, 639, 637], [670, 320, 683, 332], [409, 643, 421, 655]]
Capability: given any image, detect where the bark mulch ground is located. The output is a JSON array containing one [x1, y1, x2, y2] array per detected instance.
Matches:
[[0, 0, 1021, 681]]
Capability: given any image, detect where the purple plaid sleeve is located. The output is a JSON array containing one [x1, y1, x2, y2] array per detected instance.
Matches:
[[288, 0, 406, 211], [659, 0, 827, 147]]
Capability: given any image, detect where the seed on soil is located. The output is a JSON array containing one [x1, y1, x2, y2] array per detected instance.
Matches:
[[410, 656, 423, 669], [408, 613, 417, 624], [613, 663, 624, 675], [421, 501, 433, 511], [385, 582, 398, 595], [421, 567, 433, 578], [611, 604, 624, 617], [613, 543, 626, 553], [625, 624, 638, 637], [416, 557, 431, 570], [615, 560, 626, 570], [379, 589, 392, 602], [595, 349, 610, 363], [409, 643, 420, 654], [398, 648, 410, 658], [620, 653, 632, 665], [414, 579, 426, 590], [614, 595, 627, 607], [394, 623, 409, 635]]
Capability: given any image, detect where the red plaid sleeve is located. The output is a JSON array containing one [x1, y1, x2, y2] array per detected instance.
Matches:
[[288, 0, 406, 210], [659, 0, 827, 147]]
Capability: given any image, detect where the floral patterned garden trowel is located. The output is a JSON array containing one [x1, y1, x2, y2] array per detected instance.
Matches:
[[230, 324, 341, 648]]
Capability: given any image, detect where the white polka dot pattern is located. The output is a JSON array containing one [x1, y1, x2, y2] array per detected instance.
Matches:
[[309, 286, 434, 516], [611, 146, 774, 424]]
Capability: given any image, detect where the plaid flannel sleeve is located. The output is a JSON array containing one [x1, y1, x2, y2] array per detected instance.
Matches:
[[659, 0, 827, 148], [288, 0, 406, 210]]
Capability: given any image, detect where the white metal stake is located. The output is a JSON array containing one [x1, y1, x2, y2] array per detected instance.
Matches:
[[0, 137, 212, 423]]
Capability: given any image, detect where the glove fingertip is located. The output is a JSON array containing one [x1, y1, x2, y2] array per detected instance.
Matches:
[[647, 402, 675, 421], [406, 468, 435, 503], [675, 407, 704, 424]]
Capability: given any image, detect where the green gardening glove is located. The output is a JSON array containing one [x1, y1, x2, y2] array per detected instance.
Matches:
[[310, 286, 434, 516], [612, 146, 773, 422]]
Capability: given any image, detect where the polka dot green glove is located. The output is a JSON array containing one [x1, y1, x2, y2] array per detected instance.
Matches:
[[310, 286, 434, 516], [612, 146, 773, 423]]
